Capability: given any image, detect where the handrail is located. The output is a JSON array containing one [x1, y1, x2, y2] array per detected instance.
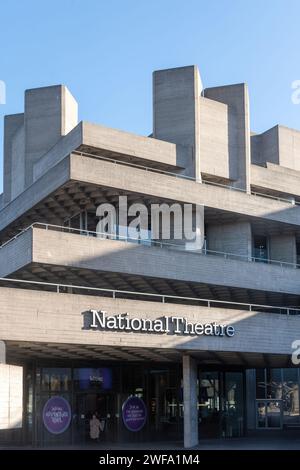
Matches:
[[0, 276, 298, 315], [251, 190, 299, 205], [2, 221, 300, 271], [73, 150, 300, 205]]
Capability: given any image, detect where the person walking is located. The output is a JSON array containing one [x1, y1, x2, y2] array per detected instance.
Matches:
[[89, 414, 101, 442]]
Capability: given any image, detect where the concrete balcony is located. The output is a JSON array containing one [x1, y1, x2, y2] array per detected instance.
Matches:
[[1, 153, 300, 245], [251, 163, 300, 201], [1, 225, 300, 304]]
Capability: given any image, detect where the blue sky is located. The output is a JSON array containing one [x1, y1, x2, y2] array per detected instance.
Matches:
[[1, 0, 300, 193]]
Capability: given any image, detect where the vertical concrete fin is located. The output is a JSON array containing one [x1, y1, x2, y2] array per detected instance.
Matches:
[[3, 113, 25, 205], [204, 83, 251, 192], [153, 65, 203, 180], [24, 85, 78, 186]]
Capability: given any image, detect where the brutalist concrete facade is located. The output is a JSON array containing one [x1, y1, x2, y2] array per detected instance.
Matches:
[[0, 66, 300, 448]]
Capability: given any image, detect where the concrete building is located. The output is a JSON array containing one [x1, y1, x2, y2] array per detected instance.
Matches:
[[0, 66, 300, 448]]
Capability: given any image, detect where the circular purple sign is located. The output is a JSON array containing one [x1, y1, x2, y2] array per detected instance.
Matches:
[[122, 396, 147, 432], [43, 396, 71, 434]]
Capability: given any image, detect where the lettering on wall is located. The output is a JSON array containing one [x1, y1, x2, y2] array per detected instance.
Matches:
[[87, 310, 235, 337]]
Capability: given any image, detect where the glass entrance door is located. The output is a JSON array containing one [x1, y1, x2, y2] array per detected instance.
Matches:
[[148, 369, 181, 440], [199, 372, 221, 437], [199, 371, 245, 438], [73, 393, 116, 444]]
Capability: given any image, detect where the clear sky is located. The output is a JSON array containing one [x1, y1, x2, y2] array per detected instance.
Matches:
[[1, 0, 300, 193]]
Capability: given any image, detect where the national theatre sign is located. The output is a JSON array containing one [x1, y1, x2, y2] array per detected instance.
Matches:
[[88, 310, 235, 337]]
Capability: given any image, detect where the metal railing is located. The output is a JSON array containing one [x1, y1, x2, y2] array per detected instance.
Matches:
[[73, 150, 300, 206], [3, 222, 300, 271], [251, 190, 299, 205], [0, 276, 298, 316]]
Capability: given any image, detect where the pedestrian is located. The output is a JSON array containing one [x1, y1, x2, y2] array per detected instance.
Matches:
[[89, 413, 100, 442]]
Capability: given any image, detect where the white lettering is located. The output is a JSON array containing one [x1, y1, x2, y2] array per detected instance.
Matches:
[[87, 311, 235, 338]]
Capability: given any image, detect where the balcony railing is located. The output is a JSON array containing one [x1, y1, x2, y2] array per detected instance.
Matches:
[[3, 222, 299, 271], [0, 276, 299, 316]]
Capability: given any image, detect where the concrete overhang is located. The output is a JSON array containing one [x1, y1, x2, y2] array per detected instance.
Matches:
[[69, 153, 300, 227], [0, 286, 298, 363], [33, 121, 186, 182], [251, 163, 300, 200], [1, 226, 300, 300], [1, 153, 300, 241]]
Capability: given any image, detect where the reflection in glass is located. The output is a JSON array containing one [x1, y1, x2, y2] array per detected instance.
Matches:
[[257, 402, 266, 428], [282, 369, 300, 425], [267, 401, 281, 428], [255, 368, 300, 428], [199, 372, 220, 437], [223, 372, 244, 437], [41, 368, 71, 392]]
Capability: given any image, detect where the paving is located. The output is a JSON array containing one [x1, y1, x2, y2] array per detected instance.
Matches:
[[1, 434, 300, 450]]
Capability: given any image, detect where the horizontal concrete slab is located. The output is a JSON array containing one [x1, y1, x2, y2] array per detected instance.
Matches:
[[1, 154, 300, 240], [0, 286, 298, 356], [33, 121, 185, 181], [70, 153, 300, 227], [0, 157, 71, 233], [251, 163, 300, 198], [1, 227, 300, 298]]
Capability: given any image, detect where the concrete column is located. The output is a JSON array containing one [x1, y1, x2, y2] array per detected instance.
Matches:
[[245, 369, 256, 431], [0, 341, 6, 363], [182, 354, 198, 448], [206, 221, 252, 258], [269, 234, 297, 265]]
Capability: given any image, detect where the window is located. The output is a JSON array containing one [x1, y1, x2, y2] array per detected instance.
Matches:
[[253, 236, 268, 262], [296, 242, 300, 266]]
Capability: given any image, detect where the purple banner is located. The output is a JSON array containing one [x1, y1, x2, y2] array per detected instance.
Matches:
[[122, 396, 147, 432], [43, 396, 71, 434]]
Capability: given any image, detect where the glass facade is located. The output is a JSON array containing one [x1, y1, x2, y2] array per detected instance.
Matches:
[[32, 363, 183, 446], [199, 371, 244, 438], [23, 363, 300, 446], [255, 368, 300, 429]]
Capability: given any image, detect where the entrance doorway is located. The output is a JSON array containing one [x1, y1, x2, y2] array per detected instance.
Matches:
[[199, 371, 244, 438], [74, 393, 116, 443], [148, 369, 182, 440]]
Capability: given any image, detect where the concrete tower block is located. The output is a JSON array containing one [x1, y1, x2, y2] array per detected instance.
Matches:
[[24, 85, 78, 186], [204, 84, 251, 192], [3, 113, 25, 204], [153, 65, 203, 180]]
